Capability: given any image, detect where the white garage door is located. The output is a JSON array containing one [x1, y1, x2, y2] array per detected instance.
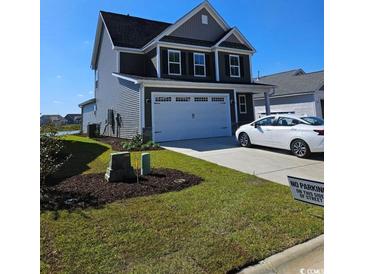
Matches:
[[152, 93, 232, 142]]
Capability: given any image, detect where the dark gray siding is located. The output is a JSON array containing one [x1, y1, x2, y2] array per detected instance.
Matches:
[[170, 8, 225, 42], [143, 87, 235, 141], [145, 48, 157, 77], [236, 93, 255, 126], [120, 52, 145, 76], [218, 52, 251, 83], [160, 47, 216, 82], [225, 34, 241, 44]]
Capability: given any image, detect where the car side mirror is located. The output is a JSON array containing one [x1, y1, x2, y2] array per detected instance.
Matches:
[[253, 123, 258, 128]]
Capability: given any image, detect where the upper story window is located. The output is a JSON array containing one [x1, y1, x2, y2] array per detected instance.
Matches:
[[238, 95, 246, 113], [193, 53, 206, 77], [202, 15, 208, 24], [229, 55, 240, 78], [168, 50, 181, 75]]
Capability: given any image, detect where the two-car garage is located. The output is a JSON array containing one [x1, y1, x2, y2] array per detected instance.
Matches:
[[151, 93, 232, 142]]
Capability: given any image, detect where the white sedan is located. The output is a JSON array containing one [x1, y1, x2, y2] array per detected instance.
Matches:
[[235, 115, 324, 158]]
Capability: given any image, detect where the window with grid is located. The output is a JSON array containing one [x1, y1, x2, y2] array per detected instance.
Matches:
[[211, 97, 225, 102], [176, 97, 190, 102], [155, 96, 171, 102], [229, 55, 240, 77], [168, 50, 181, 75], [193, 53, 206, 77], [238, 95, 246, 113], [194, 97, 208, 102]]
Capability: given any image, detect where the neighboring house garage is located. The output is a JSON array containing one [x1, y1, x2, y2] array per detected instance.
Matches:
[[254, 69, 324, 118], [79, 98, 97, 133]]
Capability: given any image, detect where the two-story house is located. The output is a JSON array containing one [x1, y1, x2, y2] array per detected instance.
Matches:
[[80, 0, 274, 142]]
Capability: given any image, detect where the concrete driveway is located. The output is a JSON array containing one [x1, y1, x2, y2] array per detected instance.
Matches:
[[161, 136, 323, 185]]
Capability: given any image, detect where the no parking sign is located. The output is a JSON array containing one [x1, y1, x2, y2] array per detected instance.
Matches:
[[288, 176, 324, 207]]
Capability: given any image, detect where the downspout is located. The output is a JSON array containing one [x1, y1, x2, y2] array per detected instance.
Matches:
[[139, 83, 145, 139], [264, 87, 275, 115]]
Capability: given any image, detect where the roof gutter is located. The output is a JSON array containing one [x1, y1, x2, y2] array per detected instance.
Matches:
[[112, 73, 275, 93]]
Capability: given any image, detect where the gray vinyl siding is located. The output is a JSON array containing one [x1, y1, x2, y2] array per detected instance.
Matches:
[[218, 52, 251, 83], [95, 27, 140, 139], [254, 93, 316, 118], [170, 8, 225, 42], [314, 89, 324, 118]]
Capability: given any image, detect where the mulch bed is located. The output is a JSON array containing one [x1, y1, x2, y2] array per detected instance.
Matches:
[[92, 136, 163, 151], [41, 168, 202, 211]]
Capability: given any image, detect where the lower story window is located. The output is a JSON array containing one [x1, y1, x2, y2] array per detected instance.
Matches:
[[238, 95, 247, 113], [194, 97, 208, 102]]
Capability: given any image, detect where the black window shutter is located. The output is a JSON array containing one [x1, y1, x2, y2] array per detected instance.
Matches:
[[239, 56, 244, 79], [181, 52, 186, 75], [187, 52, 193, 76], [224, 55, 230, 76], [205, 54, 210, 77], [161, 49, 168, 75]]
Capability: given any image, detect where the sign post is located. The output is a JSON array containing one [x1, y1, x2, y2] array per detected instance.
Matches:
[[288, 176, 324, 207]]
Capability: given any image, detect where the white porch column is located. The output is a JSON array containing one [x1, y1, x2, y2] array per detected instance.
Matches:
[[214, 50, 220, 81], [156, 44, 161, 78], [264, 91, 271, 115]]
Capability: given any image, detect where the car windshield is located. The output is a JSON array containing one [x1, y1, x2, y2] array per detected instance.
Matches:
[[255, 116, 276, 126], [301, 116, 324, 125], [277, 117, 303, 126]]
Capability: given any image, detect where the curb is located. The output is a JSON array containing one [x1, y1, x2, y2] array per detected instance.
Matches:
[[238, 235, 324, 274]]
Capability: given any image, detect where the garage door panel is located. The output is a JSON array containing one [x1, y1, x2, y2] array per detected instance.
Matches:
[[152, 93, 232, 142]]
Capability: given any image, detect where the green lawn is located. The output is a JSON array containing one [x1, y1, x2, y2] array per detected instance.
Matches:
[[41, 135, 323, 274], [42, 124, 81, 133]]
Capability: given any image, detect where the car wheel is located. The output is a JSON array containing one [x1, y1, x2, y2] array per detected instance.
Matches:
[[239, 132, 251, 147], [291, 139, 311, 158]]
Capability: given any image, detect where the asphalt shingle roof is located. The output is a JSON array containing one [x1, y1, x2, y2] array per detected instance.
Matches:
[[100, 11, 171, 48], [254, 69, 324, 98]]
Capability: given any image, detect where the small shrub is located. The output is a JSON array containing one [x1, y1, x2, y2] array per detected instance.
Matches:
[[152, 143, 160, 149], [130, 134, 143, 148], [120, 134, 160, 151], [40, 124, 71, 186]]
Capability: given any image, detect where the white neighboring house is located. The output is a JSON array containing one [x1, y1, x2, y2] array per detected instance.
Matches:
[[254, 69, 324, 119], [79, 98, 97, 133]]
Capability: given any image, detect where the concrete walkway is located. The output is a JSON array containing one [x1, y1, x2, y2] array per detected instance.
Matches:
[[162, 136, 323, 185]]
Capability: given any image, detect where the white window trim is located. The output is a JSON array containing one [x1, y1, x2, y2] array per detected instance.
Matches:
[[168, 49, 182, 76], [193, 52, 206, 77], [95, 69, 99, 88], [229, 54, 241, 78], [238, 94, 247, 114]]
